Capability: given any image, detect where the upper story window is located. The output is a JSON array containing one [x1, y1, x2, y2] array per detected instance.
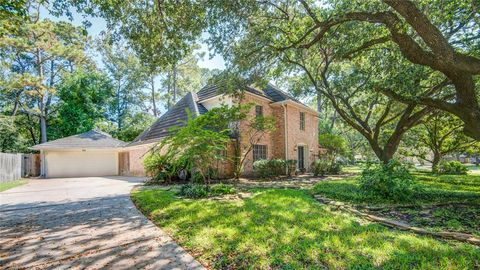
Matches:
[[253, 144, 267, 161], [300, 112, 305, 131], [255, 105, 263, 117]]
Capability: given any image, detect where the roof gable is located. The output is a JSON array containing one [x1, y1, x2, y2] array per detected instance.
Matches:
[[31, 130, 126, 150], [129, 92, 199, 146], [129, 83, 311, 147]]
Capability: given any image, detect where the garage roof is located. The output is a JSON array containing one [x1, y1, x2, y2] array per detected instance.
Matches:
[[31, 130, 126, 150]]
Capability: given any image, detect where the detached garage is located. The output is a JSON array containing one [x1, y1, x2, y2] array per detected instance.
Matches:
[[31, 130, 126, 178]]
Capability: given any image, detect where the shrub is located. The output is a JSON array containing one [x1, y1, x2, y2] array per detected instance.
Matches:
[[312, 159, 329, 176], [438, 161, 467, 175], [178, 183, 236, 198], [269, 159, 286, 176], [210, 183, 236, 196], [359, 159, 416, 202], [329, 161, 342, 174], [143, 153, 180, 183], [312, 158, 342, 176], [253, 159, 286, 178], [286, 159, 297, 177], [178, 184, 209, 198]]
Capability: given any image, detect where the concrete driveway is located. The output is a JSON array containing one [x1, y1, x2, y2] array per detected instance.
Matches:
[[0, 177, 205, 270]]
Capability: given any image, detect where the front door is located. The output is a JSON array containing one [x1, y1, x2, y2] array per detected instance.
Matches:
[[298, 146, 305, 171]]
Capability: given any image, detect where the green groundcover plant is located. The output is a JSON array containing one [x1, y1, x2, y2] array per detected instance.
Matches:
[[359, 159, 416, 202]]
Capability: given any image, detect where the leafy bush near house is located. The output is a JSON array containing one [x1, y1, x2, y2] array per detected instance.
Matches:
[[178, 184, 209, 198], [312, 158, 342, 176], [286, 159, 297, 177], [210, 183, 236, 196], [178, 183, 236, 198], [438, 161, 468, 175], [312, 159, 329, 176], [359, 159, 416, 202], [144, 153, 184, 183], [253, 159, 286, 178]]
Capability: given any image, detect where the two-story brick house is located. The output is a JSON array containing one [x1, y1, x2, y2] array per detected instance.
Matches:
[[121, 84, 319, 177]]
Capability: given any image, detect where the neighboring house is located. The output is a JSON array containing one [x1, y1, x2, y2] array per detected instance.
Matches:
[[31, 130, 126, 178], [122, 84, 319, 177]]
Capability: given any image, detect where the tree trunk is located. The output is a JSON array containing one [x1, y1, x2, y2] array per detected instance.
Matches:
[[432, 151, 442, 173], [116, 81, 122, 130], [368, 138, 396, 164], [151, 76, 158, 117], [172, 65, 177, 104], [329, 110, 337, 131], [316, 91, 323, 114], [39, 116, 47, 143]]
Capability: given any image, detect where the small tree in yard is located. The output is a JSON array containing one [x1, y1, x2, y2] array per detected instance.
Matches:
[[153, 108, 233, 184], [318, 133, 349, 164], [231, 109, 276, 179]]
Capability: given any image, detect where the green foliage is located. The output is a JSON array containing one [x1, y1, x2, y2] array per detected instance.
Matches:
[[1, 16, 91, 143], [178, 184, 209, 198], [209, 183, 236, 196], [285, 159, 297, 177], [318, 133, 348, 159], [52, 70, 113, 139], [312, 158, 342, 176], [178, 183, 236, 198], [143, 153, 181, 183], [359, 160, 416, 202], [152, 105, 245, 183], [438, 161, 468, 175], [253, 159, 285, 179], [112, 112, 155, 142], [132, 188, 480, 269]]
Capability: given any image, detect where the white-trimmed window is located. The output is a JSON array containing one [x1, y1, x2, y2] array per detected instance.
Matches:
[[253, 144, 267, 161], [300, 112, 305, 131]]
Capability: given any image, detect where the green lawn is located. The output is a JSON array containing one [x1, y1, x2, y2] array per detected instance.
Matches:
[[312, 173, 480, 205], [313, 173, 480, 238], [132, 188, 480, 269], [0, 179, 27, 192]]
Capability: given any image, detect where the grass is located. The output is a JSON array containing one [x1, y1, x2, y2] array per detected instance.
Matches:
[[313, 173, 480, 239], [0, 179, 27, 192], [312, 173, 480, 205], [132, 188, 480, 269], [342, 164, 364, 174]]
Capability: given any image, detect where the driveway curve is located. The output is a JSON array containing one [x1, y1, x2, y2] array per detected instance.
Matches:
[[0, 177, 205, 270]]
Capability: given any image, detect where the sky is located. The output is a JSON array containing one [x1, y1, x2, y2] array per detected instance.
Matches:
[[40, 7, 226, 70]]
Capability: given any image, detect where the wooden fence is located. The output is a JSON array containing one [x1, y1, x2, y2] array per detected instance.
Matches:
[[0, 153, 40, 183], [0, 153, 22, 183], [22, 154, 41, 178]]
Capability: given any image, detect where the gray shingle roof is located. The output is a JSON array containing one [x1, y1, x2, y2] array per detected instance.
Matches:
[[31, 130, 126, 150], [128, 83, 306, 147], [129, 92, 199, 146], [197, 83, 303, 104]]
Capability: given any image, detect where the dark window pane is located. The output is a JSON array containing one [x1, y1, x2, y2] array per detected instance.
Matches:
[[255, 105, 263, 117], [253, 144, 267, 161]]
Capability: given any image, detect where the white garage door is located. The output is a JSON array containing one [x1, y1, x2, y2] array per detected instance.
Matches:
[[45, 150, 118, 178]]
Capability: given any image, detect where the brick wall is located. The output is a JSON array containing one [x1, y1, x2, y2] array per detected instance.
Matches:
[[126, 94, 319, 178], [283, 104, 319, 171], [126, 143, 155, 176], [237, 94, 278, 175]]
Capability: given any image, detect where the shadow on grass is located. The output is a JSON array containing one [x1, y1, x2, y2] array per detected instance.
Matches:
[[132, 189, 480, 269]]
